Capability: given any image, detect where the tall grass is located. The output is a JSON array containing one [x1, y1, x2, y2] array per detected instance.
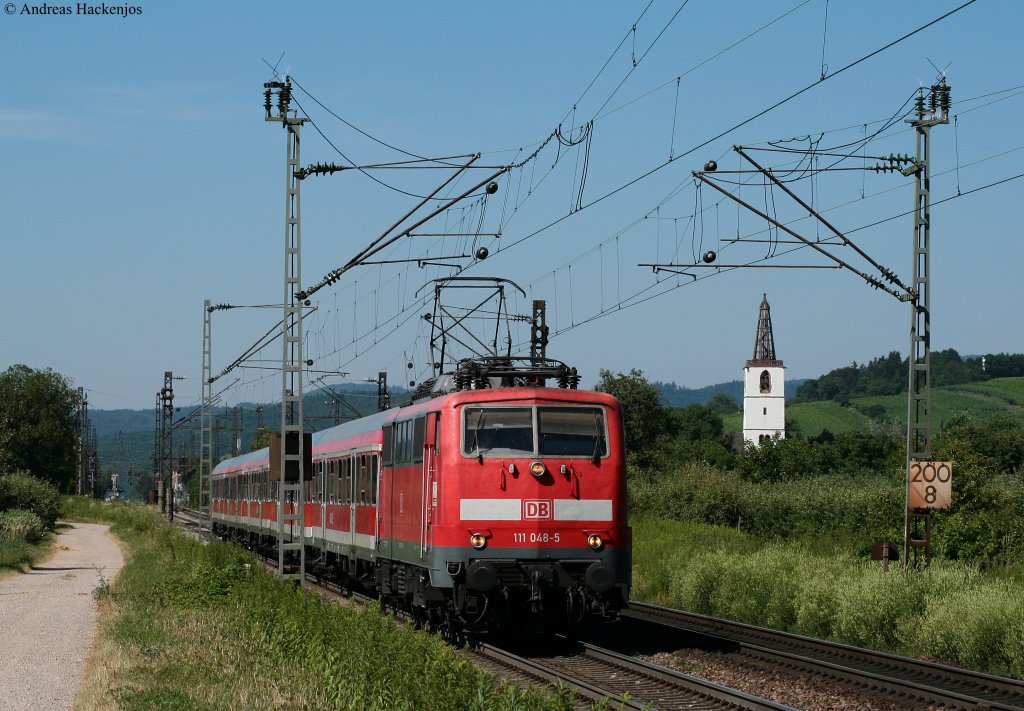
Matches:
[[65, 498, 575, 711], [629, 462, 904, 553], [631, 516, 1024, 678]]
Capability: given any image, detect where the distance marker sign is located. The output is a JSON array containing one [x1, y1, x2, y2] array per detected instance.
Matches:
[[909, 460, 952, 509]]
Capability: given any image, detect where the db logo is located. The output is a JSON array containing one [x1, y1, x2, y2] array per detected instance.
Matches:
[[523, 500, 551, 519]]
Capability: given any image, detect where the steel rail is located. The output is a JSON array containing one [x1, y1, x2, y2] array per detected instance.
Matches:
[[625, 601, 1024, 711], [471, 643, 651, 710], [489, 639, 796, 710]]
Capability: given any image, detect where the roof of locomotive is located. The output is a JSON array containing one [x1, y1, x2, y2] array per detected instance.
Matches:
[[211, 386, 619, 476]]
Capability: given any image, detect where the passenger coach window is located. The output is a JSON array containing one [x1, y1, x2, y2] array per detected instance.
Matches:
[[342, 458, 352, 505], [413, 417, 426, 463], [370, 454, 379, 505], [382, 425, 393, 466], [463, 407, 534, 456], [357, 454, 368, 505], [538, 407, 607, 457]]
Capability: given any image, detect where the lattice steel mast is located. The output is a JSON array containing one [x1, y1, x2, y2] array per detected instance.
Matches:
[[75, 387, 88, 496], [200, 299, 213, 536], [160, 371, 174, 521], [265, 78, 308, 581], [903, 80, 950, 567]]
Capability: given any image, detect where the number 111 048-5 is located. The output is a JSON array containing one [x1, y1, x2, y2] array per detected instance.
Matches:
[[511, 532, 561, 544]]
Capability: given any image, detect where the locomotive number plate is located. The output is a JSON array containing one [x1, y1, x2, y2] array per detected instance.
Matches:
[[512, 532, 561, 544]]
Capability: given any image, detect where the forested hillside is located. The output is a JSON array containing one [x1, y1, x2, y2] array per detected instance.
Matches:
[[654, 378, 804, 407], [796, 349, 1024, 404]]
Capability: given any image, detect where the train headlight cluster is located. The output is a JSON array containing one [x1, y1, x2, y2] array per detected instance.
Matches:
[[470, 533, 487, 550], [588, 533, 604, 551], [530, 461, 546, 478]]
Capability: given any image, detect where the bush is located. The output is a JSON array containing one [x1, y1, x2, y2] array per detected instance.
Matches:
[[0, 471, 61, 527], [911, 575, 1024, 676], [0, 508, 45, 542]]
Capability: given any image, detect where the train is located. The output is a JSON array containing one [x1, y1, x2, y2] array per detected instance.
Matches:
[[210, 358, 631, 637]]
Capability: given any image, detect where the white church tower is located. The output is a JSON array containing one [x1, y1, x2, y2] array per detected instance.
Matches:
[[743, 294, 786, 445]]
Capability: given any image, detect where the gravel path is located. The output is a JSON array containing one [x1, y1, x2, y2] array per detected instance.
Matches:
[[0, 523, 124, 711]]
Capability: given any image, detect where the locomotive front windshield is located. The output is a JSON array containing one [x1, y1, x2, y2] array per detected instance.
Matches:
[[463, 405, 607, 458], [538, 407, 607, 457]]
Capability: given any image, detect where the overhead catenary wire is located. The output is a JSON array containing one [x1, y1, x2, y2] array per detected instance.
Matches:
[[496, 0, 979, 257]]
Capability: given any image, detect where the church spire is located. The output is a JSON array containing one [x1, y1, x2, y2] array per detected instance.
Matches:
[[751, 293, 779, 363]]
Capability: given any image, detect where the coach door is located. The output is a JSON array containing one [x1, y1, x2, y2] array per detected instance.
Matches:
[[420, 413, 438, 559], [342, 455, 355, 552]]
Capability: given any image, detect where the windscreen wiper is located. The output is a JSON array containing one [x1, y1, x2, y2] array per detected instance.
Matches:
[[471, 410, 485, 463], [591, 412, 603, 464]]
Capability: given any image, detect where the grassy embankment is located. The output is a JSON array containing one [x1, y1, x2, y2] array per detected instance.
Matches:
[[64, 497, 582, 711], [630, 516, 1024, 678]]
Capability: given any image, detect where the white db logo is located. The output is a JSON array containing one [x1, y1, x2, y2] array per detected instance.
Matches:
[[523, 500, 551, 519]]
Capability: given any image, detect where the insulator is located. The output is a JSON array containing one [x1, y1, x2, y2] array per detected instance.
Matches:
[[940, 86, 951, 114], [263, 89, 272, 116], [929, 86, 938, 114], [278, 84, 291, 115]]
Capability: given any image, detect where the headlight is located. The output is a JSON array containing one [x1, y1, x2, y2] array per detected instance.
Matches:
[[470, 533, 487, 550], [588, 533, 603, 550], [530, 461, 546, 478]]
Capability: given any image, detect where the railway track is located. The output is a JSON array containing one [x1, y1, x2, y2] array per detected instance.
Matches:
[[605, 600, 1024, 711], [479, 638, 795, 710]]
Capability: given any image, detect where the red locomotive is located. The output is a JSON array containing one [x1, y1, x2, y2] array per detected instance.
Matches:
[[211, 358, 631, 635]]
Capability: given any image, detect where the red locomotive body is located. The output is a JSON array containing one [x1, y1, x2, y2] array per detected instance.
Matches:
[[211, 383, 631, 634]]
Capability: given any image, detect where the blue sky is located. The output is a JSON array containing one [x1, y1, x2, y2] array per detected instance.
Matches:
[[3, 1, 1022, 412]]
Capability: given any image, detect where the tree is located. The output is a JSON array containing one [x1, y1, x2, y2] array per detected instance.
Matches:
[[250, 427, 272, 452], [671, 404, 725, 442], [0, 365, 79, 492], [594, 368, 670, 455], [707, 392, 739, 415]]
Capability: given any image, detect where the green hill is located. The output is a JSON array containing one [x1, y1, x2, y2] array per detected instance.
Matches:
[[721, 377, 1024, 436]]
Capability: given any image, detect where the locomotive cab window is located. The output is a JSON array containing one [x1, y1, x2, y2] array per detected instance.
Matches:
[[538, 407, 607, 457], [463, 406, 534, 456]]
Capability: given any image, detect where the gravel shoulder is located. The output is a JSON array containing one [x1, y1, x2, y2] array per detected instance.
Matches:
[[0, 522, 124, 711]]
